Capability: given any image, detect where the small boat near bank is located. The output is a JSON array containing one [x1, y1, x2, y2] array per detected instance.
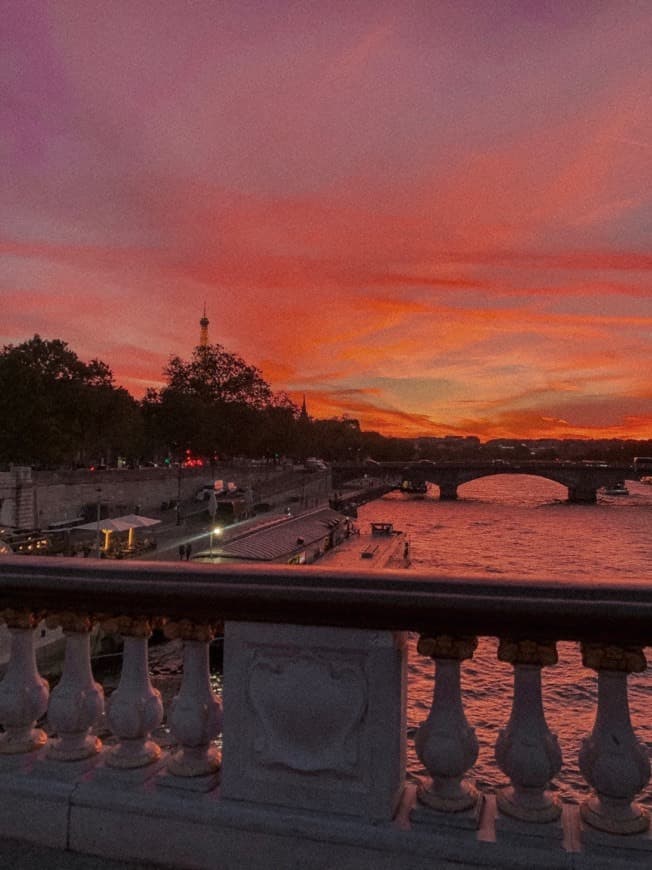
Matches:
[[601, 482, 629, 496], [397, 479, 428, 498]]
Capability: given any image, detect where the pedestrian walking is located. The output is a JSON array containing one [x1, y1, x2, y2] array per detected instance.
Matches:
[[179, 544, 185, 560], [185, 542, 192, 560]]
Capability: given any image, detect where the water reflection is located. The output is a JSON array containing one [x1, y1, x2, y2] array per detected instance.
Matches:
[[365, 475, 652, 804]]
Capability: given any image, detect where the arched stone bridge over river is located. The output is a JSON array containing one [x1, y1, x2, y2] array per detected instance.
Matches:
[[334, 461, 647, 503]]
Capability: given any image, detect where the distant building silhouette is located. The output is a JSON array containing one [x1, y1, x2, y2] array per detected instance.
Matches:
[[199, 302, 209, 347]]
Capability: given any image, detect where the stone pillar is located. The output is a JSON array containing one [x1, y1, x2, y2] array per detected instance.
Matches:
[[102, 616, 164, 769], [568, 485, 597, 504], [438, 482, 458, 500], [221, 622, 407, 822], [46, 613, 104, 761], [0, 609, 50, 754], [411, 634, 481, 827], [163, 620, 222, 783], [494, 639, 562, 824], [579, 643, 650, 835]]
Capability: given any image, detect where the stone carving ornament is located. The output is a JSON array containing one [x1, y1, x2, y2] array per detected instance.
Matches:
[[248, 650, 366, 775]]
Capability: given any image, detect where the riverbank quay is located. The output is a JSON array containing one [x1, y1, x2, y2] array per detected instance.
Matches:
[[0, 556, 651, 869], [0, 464, 332, 535], [136, 503, 313, 563]]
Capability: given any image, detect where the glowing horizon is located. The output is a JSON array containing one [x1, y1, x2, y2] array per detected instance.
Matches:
[[2, 2, 650, 441]]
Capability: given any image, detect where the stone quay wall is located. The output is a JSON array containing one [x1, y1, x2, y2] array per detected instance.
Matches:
[[0, 466, 332, 530]]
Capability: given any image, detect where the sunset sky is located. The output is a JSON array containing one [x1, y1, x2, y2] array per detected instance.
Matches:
[[2, 1, 651, 440]]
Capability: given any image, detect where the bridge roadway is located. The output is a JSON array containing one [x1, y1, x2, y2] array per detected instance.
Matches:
[[334, 461, 645, 503]]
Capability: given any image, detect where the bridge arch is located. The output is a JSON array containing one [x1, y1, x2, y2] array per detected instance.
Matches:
[[451, 473, 568, 503]]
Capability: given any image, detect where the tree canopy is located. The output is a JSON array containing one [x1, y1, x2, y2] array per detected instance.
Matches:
[[0, 335, 142, 467], [164, 345, 273, 409], [143, 344, 298, 461]]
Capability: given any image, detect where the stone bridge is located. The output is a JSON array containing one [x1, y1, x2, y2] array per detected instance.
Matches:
[[334, 461, 645, 503]]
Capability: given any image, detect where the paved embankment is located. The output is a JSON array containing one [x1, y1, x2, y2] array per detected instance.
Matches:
[[138, 505, 303, 562]]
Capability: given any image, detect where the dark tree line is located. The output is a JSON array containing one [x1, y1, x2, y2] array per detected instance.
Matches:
[[2, 336, 649, 470], [0, 336, 388, 468], [0, 336, 142, 467]]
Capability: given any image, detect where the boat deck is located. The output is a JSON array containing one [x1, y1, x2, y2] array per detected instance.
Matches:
[[321, 524, 409, 569]]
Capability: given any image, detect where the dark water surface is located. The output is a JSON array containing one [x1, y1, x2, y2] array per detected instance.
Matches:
[[358, 475, 652, 803]]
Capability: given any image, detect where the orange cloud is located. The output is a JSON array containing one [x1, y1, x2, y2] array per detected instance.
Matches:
[[3, 4, 651, 442]]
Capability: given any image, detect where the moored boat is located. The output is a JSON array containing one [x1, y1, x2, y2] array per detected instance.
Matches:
[[601, 482, 629, 496], [321, 520, 411, 569], [398, 479, 428, 497], [191, 506, 354, 565]]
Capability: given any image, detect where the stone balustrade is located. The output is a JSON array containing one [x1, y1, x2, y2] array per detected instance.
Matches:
[[0, 556, 650, 869]]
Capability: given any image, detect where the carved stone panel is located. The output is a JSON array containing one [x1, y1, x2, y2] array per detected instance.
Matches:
[[248, 650, 366, 775], [221, 622, 407, 822]]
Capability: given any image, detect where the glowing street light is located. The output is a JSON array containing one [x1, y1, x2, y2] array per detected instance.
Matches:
[[210, 525, 222, 557]]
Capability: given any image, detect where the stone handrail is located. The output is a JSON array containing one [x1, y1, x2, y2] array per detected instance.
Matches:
[[0, 556, 650, 869], [1, 556, 651, 643]]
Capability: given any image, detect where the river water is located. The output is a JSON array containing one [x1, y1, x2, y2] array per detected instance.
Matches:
[[356, 475, 652, 804], [146, 475, 651, 805]]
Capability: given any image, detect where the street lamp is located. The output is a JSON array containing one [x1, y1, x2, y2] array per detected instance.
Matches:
[[210, 526, 222, 557], [208, 489, 218, 557], [176, 463, 182, 525], [94, 487, 102, 558]]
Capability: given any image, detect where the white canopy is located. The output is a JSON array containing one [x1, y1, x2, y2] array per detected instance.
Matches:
[[74, 514, 162, 551], [75, 514, 161, 533]]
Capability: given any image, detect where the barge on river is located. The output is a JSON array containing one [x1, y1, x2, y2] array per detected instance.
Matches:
[[191, 507, 355, 565]]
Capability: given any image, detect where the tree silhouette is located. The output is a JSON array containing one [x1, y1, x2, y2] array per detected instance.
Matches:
[[0, 335, 140, 467]]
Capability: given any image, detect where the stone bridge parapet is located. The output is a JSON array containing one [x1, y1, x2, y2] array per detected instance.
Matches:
[[0, 558, 650, 868]]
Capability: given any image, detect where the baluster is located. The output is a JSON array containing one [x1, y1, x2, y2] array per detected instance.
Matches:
[[164, 620, 222, 779], [46, 613, 104, 761], [579, 643, 650, 835], [494, 639, 562, 824], [102, 617, 164, 769], [411, 634, 481, 825], [0, 609, 50, 754]]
